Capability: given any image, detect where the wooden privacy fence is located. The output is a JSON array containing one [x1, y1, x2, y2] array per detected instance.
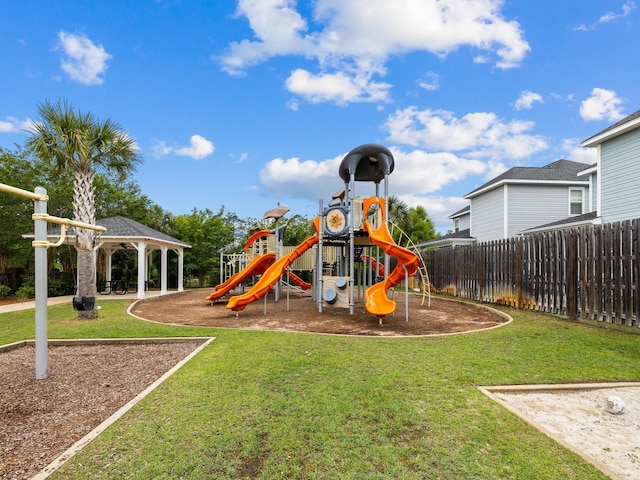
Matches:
[[422, 219, 640, 327]]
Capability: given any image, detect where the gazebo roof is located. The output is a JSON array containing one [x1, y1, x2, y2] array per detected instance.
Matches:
[[94, 216, 190, 248], [41, 215, 191, 249]]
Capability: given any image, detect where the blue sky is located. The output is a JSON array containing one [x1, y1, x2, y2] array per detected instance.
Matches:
[[1, 1, 638, 233]]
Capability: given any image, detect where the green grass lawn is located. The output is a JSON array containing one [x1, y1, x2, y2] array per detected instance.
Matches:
[[3, 299, 639, 479]]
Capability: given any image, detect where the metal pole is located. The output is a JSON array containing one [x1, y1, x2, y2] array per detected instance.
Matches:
[[404, 265, 409, 322], [286, 267, 290, 311], [318, 199, 323, 313], [219, 251, 223, 285], [349, 173, 355, 315], [34, 187, 48, 380]]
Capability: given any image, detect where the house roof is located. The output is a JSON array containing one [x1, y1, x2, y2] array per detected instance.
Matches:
[[465, 159, 590, 199], [581, 108, 640, 147], [519, 211, 599, 235], [414, 228, 476, 249], [448, 205, 470, 219]]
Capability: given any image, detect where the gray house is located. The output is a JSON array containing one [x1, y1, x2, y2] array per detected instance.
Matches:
[[420, 107, 640, 249], [419, 160, 593, 247], [581, 109, 640, 224]]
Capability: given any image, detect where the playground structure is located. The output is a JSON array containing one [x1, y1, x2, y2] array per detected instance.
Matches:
[[207, 144, 430, 321]]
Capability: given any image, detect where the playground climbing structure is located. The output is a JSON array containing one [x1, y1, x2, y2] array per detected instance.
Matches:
[[208, 143, 430, 321]]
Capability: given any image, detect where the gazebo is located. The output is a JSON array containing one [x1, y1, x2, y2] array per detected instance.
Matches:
[[46, 216, 191, 299]]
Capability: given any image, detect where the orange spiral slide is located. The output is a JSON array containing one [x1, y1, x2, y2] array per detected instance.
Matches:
[[362, 197, 419, 318], [226, 217, 320, 311]]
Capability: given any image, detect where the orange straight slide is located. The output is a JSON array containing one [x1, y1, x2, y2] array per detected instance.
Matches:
[[363, 197, 419, 317], [226, 217, 320, 311], [205, 253, 275, 301]]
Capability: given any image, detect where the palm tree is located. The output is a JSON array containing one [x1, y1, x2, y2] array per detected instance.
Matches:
[[387, 196, 410, 230], [26, 99, 142, 318]]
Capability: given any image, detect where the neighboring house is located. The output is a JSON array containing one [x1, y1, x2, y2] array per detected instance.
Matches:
[[418, 107, 640, 249], [581, 108, 640, 224], [462, 159, 591, 243], [450, 205, 471, 233], [418, 159, 592, 248]]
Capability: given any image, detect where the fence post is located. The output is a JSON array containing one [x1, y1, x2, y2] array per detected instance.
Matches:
[[514, 239, 522, 309], [567, 230, 578, 320]]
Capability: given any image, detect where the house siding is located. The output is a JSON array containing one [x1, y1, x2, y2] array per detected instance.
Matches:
[[507, 184, 580, 236], [590, 173, 597, 213], [601, 128, 640, 223], [458, 213, 470, 231], [470, 187, 504, 242]]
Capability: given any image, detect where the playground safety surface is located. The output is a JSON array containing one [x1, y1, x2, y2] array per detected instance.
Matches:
[[131, 289, 510, 336]]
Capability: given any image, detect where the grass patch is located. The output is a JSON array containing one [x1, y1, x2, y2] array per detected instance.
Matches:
[[3, 301, 638, 478]]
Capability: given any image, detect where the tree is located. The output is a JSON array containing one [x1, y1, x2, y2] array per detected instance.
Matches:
[[386, 196, 439, 245], [387, 196, 410, 232], [26, 99, 141, 318], [0, 147, 38, 271], [244, 214, 316, 248], [406, 205, 438, 244], [172, 207, 237, 287]]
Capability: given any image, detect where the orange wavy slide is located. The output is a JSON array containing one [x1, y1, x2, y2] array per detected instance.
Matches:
[[363, 197, 419, 317], [286, 271, 312, 290], [226, 217, 320, 311], [205, 253, 275, 301]]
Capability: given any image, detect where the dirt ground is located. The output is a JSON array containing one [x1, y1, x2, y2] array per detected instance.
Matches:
[[131, 288, 509, 335], [0, 341, 203, 480]]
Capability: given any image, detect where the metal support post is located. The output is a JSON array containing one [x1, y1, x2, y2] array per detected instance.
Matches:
[[34, 187, 48, 380]]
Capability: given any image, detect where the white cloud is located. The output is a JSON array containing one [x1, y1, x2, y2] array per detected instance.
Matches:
[[580, 88, 625, 122], [57, 31, 112, 85], [388, 148, 487, 194], [259, 146, 488, 206], [384, 107, 548, 161], [0, 117, 32, 134], [561, 138, 598, 164], [151, 135, 215, 160], [174, 135, 215, 159], [514, 90, 543, 110], [417, 72, 440, 91], [259, 154, 344, 200], [220, 0, 530, 104], [599, 1, 636, 23], [396, 194, 469, 234], [285, 67, 391, 104], [574, 2, 636, 31]]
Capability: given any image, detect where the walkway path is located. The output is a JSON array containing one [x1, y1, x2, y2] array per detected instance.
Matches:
[[0, 291, 169, 314]]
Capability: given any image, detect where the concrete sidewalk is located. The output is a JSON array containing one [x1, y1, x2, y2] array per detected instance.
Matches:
[[0, 291, 169, 314]]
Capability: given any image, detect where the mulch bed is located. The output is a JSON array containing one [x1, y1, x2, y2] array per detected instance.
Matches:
[[131, 289, 509, 336]]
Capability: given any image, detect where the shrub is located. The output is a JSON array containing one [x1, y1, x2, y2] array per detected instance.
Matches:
[[15, 285, 35, 300], [48, 278, 75, 297], [16, 276, 35, 301], [0, 284, 11, 299]]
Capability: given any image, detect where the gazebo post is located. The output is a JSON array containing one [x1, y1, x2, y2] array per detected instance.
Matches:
[[106, 248, 113, 284], [178, 250, 184, 292], [137, 240, 147, 298], [160, 246, 168, 294]]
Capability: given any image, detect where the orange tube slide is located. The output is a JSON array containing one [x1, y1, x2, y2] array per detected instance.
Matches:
[[363, 197, 419, 317]]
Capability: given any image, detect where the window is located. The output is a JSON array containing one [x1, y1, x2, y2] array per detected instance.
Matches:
[[570, 188, 583, 215], [453, 218, 460, 232]]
